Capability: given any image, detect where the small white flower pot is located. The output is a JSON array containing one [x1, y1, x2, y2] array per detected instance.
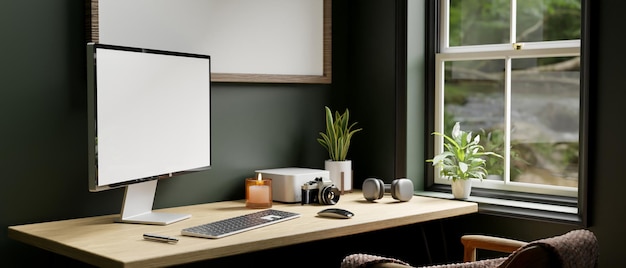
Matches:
[[451, 179, 472, 199], [325, 160, 352, 193]]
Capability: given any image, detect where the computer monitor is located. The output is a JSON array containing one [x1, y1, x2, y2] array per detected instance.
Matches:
[[86, 43, 211, 225]]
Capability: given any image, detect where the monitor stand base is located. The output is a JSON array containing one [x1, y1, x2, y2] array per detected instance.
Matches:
[[117, 180, 191, 225]]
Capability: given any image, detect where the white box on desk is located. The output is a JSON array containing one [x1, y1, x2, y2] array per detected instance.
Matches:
[[255, 167, 329, 203]]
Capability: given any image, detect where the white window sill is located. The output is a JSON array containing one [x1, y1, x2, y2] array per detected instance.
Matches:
[[415, 191, 581, 225]]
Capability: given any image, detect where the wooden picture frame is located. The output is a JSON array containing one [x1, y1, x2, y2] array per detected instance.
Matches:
[[86, 0, 331, 84]]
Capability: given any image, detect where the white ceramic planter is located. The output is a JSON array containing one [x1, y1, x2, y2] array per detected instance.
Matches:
[[325, 160, 352, 192], [451, 179, 472, 199]]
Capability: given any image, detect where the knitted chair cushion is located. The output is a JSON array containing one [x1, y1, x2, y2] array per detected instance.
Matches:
[[340, 229, 598, 268], [498, 229, 599, 268]]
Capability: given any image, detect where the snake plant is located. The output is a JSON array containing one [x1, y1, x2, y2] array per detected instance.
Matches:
[[317, 106, 362, 161]]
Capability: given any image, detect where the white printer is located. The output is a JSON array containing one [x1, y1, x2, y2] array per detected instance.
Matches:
[[255, 167, 330, 203]]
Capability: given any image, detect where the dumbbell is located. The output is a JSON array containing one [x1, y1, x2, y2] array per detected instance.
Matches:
[[362, 178, 413, 202]]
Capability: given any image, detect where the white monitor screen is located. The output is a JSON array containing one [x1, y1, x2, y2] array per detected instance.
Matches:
[[88, 44, 211, 190]]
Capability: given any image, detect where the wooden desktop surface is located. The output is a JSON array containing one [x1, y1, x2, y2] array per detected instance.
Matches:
[[8, 191, 477, 268]]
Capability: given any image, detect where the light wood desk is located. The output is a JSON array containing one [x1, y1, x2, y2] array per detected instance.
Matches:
[[8, 191, 477, 267]]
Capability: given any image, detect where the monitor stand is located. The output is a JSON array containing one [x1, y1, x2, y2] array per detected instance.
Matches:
[[117, 180, 191, 225]]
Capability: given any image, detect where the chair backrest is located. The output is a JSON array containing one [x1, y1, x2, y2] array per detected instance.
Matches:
[[499, 229, 598, 268], [498, 245, 559, 268], [340, 229, 598, 268]]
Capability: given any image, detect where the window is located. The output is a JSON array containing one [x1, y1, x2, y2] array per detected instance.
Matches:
[[421, 0, 588, 224]]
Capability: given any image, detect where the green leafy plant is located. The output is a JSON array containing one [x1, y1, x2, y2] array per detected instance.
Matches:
[[317, 106, 362, 161], [427, 122, 503, 181], [480, 128, 527, 179], [480, 128, 506, 176]]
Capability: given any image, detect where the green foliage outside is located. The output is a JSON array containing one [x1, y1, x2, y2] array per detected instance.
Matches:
[[449, 0, 580, 47]]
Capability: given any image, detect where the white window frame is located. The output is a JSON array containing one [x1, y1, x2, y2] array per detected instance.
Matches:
[[433, 0, 581, 198]]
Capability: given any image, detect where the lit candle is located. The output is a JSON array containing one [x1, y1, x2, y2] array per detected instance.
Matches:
[[246, 173, 272, 208]]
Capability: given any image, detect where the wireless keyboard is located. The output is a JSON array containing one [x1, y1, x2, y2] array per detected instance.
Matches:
[[181, 209, 300, 239]]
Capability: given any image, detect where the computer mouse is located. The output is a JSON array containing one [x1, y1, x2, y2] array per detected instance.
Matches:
[[317, 208, 354, 219]]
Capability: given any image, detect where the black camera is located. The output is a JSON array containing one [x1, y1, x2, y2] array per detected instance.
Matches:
[[301, 177, 341, 205]]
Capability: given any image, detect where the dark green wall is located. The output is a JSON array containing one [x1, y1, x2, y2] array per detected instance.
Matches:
[[347, 0, 402, 185], [2, 0, 626, 267], [0, 1, 336, 265]]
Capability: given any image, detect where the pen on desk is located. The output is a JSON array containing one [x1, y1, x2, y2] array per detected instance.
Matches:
[[143, 233, 179, 244]]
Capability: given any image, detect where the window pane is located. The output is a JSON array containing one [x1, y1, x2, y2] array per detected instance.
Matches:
[[443, 60, 506, 180], [510, 57, 579, 187], [516, 0, 581, 42], [449, 0, 510, 46]]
